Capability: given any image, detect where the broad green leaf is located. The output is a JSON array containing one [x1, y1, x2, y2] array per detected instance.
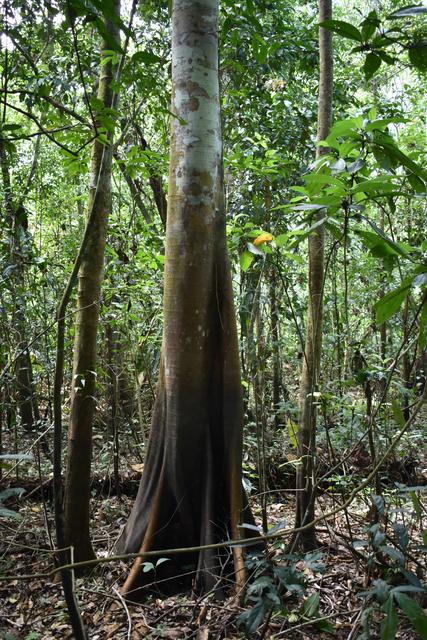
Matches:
[[1, 123, 22, 132], [374, 281, 411, 324], [365, 117, 407, 131], [372, 131, 427, 179], [274, 233, 288, 248], [392, 398, 405, 427], [325, 220, 343, 239], [302, 592, 320, 618], [408, 42, 427, 71], [0, 506, 22, 519], [381, 545, 405, 565], [394, 592, 427, 639], [303, 173, 346, 191], [93, 17, 124, 53], [361, 217, 412, 259], [351, 177, 399, 195], [364, 52, 382, 79], [407, 172, 426, 193], [378, 50, 397, 64], [361, 11, 380, 40], [381, 595, 398, 640], [238, 600, 271, 635], [132, 50, 162, 65], [240, 251, 254, 272], [394, 523, 409, 551], [319, 19, 363, 42], [355, 230, 400, 259]]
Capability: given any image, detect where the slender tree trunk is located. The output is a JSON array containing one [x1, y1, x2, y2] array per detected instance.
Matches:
[[63, 2, 120, 565], [293, 0, 333, 551], [118, 0, 256, 598], [106, 321, 121, 498], [270, 266, 281, 428]]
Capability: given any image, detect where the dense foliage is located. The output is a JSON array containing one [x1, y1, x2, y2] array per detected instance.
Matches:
[[0, 0, 426, 638]]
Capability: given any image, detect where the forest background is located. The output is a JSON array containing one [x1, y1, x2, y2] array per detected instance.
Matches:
[[0, 0, 426, 638]]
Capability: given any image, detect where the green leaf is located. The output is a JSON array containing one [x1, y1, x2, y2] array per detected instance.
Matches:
[[361, 217, 412, 259], [407, 172, 426, 193], [0, 487, 25, 500], [93, 17, 124, 53], [408, 42, 427, 71], [381, 595, 398, 640], [392, 398, 405, 427], [274, 233, 288, 248], [0, 506, 22, 519], [327, 117, 361, 138], [381, 545, 405, 565], [351, 177, 399, 196], [361, 11, 380, 40], [132, 50, 162, 65], [302, 592, 320, 618], [364, 53, 382, 79], [372, 131, 427, 179], [238, 600, 271, 635], [316, 619, 336, 633], [1, 123, 22, 132], [394, 592, 427, 639], [355, 230, 400, 259], [303, 172, 346, 191], [389, 5, 427, 18], [319, 19, 363, 42], [374, 282, 411, 324], [377, 50, 397, 64], [240, 250, 254, 272]]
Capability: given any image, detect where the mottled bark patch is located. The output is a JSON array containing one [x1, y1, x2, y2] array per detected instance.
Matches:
[[187, 96, 199, 111]]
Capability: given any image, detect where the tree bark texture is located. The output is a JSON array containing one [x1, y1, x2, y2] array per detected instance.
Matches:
[[118, 0, 255, 597], [294, 0, 333, 550], [63, 1, 120, 565]]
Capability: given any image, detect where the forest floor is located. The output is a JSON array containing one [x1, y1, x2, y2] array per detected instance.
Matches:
[[0, 430, 426, 639]]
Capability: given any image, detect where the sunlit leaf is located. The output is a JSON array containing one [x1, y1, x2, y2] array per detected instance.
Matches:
[[253, 232, 273, 246]]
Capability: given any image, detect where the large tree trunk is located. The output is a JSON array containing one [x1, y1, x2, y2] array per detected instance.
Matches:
[[118, 0, 255, 598], [293, 0, 333, 551], [63, 2, 120, 565]]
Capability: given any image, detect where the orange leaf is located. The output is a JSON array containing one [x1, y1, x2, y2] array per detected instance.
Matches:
[[253, 232, 273, 246]]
